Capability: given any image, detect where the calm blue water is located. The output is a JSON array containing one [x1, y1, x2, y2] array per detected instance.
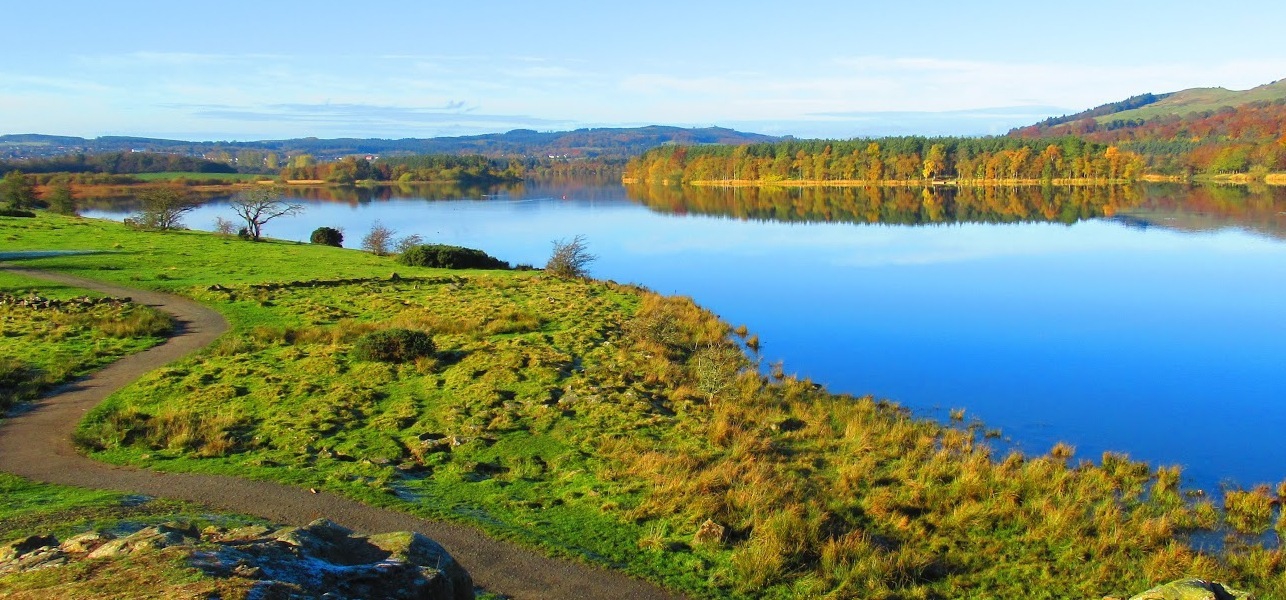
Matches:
[[85, 183, 1286, 490]]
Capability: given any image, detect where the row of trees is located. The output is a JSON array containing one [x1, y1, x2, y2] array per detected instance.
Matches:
[[624, 137, 1146, 185], [279, 154, 521, 184], [0, 152, 235, 176]]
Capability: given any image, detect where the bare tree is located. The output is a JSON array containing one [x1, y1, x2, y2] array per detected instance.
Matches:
[[131, 187, 198, 230], [545, 235, 596, 278], [230, 187, 304, 241], [362, 220, 396, 256]]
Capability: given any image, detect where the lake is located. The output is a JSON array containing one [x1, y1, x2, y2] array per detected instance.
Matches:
[[84, 182, 1286, 490]]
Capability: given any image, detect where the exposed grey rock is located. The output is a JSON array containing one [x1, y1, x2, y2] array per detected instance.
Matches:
[[86, 523, 198, 559], [1128, 578, 1255, 600], [370, 531, 473, 600], [0, 535, 58, 563], [0, 535, 65, 575], [1, 519, 471, 599], [59, 531, 113, 554]]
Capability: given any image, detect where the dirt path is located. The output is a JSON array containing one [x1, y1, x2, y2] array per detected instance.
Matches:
[[0, 267, 681, 600]]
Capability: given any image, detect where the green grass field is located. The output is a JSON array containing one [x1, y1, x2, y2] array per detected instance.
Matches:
[[131, 172, 270, 183], [2, 211, 1282, 599]]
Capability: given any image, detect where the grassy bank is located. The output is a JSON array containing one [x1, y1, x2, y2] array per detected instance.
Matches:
[[2, 212, 1283, 598]]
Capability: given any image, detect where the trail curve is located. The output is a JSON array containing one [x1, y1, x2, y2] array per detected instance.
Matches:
[[0, 267, 680, 600]]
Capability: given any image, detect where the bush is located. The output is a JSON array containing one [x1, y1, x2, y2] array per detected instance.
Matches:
[[0, 208, 36, 218], [398, 244, 510, 270], [352, 328, 435, 363], [545, 234, 596, 278], [362, 221, 395, 256], [310, 226, 344, 247], [213, 217, 237, 236]]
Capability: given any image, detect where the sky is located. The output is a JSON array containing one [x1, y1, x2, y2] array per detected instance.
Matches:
[[4, 1, 1286, 141]]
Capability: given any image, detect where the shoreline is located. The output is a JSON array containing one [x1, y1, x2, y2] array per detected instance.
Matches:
[[622, 174, 1286, 187]]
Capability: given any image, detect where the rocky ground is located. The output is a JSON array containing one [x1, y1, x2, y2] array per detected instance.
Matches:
[[1111, 578, 1255, 600], [0, 518, 473, 599]]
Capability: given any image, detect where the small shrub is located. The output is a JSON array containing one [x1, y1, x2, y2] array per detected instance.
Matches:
[[310, 226, 344, 247], [362, 220, 395, 256], [545, 234, 596, 278], [0, 208, 36, 218], [214, 217, 237, 236], [398, 244, 510, 270], [352, 328, 435, 363]]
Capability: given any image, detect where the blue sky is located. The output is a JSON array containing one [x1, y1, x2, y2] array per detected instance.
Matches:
[[4, 1, 1286, 141]]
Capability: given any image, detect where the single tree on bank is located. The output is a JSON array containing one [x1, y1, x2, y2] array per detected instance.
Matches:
[[131, 187, 197, 230], [1, 170, 38, 210], [230, 187, 304, 241]]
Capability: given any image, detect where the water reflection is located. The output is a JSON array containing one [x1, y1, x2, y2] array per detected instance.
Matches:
[[627, 183, 1139, 225], [626, 182, 1286, 239]]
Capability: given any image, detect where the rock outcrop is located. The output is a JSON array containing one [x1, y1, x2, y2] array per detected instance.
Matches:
[[0, 519, 473, 600], [1114, 578, 1255, 600]]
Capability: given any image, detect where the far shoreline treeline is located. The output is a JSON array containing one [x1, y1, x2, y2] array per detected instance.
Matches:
[[624, 136, 1148, 186]]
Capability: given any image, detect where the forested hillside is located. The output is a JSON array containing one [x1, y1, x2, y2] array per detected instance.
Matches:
[[1011, 80, 1286, 176]]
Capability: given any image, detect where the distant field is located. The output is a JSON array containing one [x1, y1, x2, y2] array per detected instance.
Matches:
[[132, 172, 269, 182]]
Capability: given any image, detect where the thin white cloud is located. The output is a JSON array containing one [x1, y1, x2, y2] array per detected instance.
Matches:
[[500, 66, 583, 79], [0, 74, 113, 95]]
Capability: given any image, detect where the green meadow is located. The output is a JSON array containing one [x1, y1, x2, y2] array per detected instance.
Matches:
[[129, 172, 269, 183], [1, 212, 1283, 598]]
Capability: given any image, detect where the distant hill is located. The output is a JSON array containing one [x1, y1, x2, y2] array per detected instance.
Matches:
[[1012, 79, 1286, 137], [1010, 78, 1286, 175], [0, 126, 777, 163], [1093, 79, 1286, 123], [1023, 93, 1175, 130]]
